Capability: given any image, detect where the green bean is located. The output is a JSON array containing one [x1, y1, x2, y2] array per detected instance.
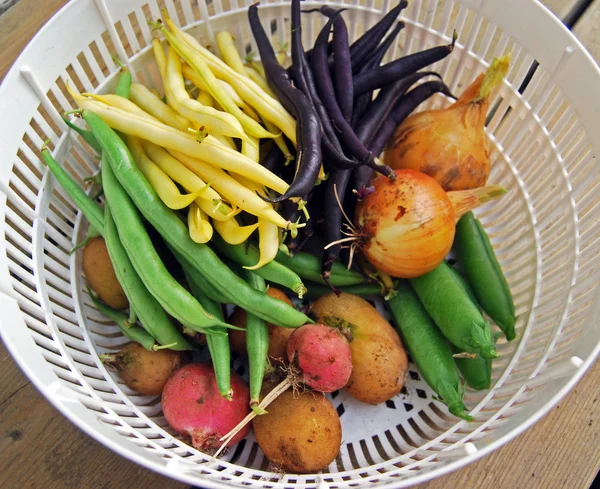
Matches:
[[409, 261, 499, 359], [241, 269, 270, 408], [104, 201, 194, 351], [41, 146, 104, 235], [387, 281, 473, 421], [212, 234, 307, 298], [115, 68, 132, 99], [88, 288, 155, 351], [184, 268, 232, 399], [304, 282, 383, 300], [83, 110, 309, 328], [454, 212, 516, 341], [275, 250, 367, 287], [61, 116, 102, 154], [169, 245, 228, 304], [101, 154, 230, 332]]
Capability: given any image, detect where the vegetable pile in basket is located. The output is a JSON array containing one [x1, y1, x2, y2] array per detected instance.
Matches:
[[41, 0, 518, 474]]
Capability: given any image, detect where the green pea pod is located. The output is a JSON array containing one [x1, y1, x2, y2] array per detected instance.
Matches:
[[212, 234, 307, 298], [83, 110, 309, 328], [452, 344, 492, 391], [240, 269, 269, 409], [447, 265, 493, 390], [41, 147, 104, 235], [61, 116, 102, 154], [304, 282, 383, 300], [410, 261, 499, 359], [88, 289, 155, 351], [275, 250, 366, 287], [104, 201, 194, 351], [101, 161, 231, 332], [183, 268, 232, 399], [388, 281, 473, 421], [454, 212, 516, 341], [115, 68, 132, 99]]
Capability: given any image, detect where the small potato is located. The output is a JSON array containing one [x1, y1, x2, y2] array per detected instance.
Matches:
[[82, 236, 128, 310], [101, 342, 188, 395], [311, 293, 409, 405], [253, 387, 342, 473], [229, 287, 294, 363]]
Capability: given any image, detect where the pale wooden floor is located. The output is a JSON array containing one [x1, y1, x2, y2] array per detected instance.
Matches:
[[1, 1, 599, 488]]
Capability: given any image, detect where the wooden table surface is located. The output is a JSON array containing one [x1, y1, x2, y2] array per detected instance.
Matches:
[[1, 1, 599, 488]]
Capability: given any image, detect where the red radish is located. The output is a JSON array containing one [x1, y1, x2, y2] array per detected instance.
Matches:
[[287, 324, 352, 392], [215, 323, 352, 457], [161, 363, 251, 452]]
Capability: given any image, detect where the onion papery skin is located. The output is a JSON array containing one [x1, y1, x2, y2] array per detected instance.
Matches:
[[356, 169, 455, 278]]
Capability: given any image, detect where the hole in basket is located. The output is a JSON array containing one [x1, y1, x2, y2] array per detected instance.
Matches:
[[429, 402, 456, 423], [65, 64, 86, 96], [408, 416, 432, 442], [88, 38, 113, 79], [76, 51, 99, 92], [418, 410, 446, 434], [115, 20, 135, 59], [358, 439, 377, 466], [346, 442, 361, 470], [396, 423, 418, 448]]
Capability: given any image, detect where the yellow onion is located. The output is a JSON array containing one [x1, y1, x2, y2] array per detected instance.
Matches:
[[385, 55, 510, 191], [354, 169, 505, 278]]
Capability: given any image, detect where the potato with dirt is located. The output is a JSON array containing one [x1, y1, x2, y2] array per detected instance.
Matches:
[[100, 342, 187, 395], [229, 287, 295, 364], [253, 385, 342, 473], [82, 236, 128, 310], [311, 293, 409, 405]]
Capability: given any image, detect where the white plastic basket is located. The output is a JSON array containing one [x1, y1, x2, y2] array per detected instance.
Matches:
[[1, 0, 599, 487]]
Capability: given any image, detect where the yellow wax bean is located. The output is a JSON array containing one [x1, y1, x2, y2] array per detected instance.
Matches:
[[72, 95, 288, 194], [197, 90, 215, 107], [242, 135, 260, 163], [170, 150, 295, 230], [126, 136, 200, 210], [164, 48, 247, 140], [244, 220, 280, 270], [232, 172, 267, 199], [84, 92, 155, 119], [213, 217, 260, 245], [188, 202, 213, 243], [152, 38, 167, 83], [164, 29, 278, 140], [216, 31, 247, 75], [211, 33, 290, 159], [164, 15, 296, 143], [141, 140, 239, 223], [245, 66, 275, 97], [130, 83, 190, 131], [183, 65, 243, 107]]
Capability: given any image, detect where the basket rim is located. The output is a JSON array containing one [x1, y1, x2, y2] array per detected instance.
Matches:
[[1, 0, 600, 487]]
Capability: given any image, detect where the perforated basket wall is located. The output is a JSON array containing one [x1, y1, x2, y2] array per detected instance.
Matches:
[[0, 0, 599, 487]]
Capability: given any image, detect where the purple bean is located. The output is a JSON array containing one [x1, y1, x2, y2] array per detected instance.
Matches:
[[311, 16, 393, 177], [248, 4, 322, 202], [350, 0, 408, 73], [353, 33, 457, 95], [320, 6, 353, 122]]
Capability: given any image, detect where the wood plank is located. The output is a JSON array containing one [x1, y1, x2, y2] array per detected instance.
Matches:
[[0, 344, 187, 489], [0, 1, 599, 489]]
